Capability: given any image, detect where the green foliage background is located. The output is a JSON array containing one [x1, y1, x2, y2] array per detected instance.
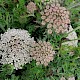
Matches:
[[0, 0, 80, 80]]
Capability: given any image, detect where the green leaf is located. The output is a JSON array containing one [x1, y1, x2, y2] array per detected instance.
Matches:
[[19, 0, 25, 7]]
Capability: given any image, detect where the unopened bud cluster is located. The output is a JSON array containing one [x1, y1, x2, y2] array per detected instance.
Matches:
[[41, 3, 70, 34], [27, 2, 37, 13], [0, 29, 34, 69], [30, 41, 55, 66]]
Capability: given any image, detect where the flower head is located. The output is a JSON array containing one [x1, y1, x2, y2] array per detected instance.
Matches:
[[27, 2, 37, 13], [30, 41, 55, 66], [0, 29, 34, 69], [40, 3, 70, 34]]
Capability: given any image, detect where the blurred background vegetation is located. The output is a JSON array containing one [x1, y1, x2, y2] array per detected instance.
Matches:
[[0, 0, 80, 80]]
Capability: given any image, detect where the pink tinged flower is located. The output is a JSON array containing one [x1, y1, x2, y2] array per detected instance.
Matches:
[[46, 5, 50, 9], [65, 19, 70, 24], [48, 15, 53, 19], [52, 8, 57, 12], [63, 11, 67, 14], [47, 23, 53, 28], [44, 62, 48, 66], [41, 21, 46, 25], [50, 19, 53, 23], [60, 9, 63, 13], [49, 7, 53, 13], [45, 12, 50, 16], [56, 3, 60, 7], [41, 16, 46, 20], [57, 9, 60, 13], [45, 18, 50, 22], [56, 21, 61, 26], [61, 13, 65, 16], [36, 62, 40, 65], [47, 58, 51, 62], [64, 24, 68, 28], [47, 29, 52, 34], [62, 7, 66, 10], [54, 6, 58, 10], [68, 19, 70, 23], [53, 15, 57, 20], [54, 20, 57, 24], [51, 57, 54, 61], [44, 9, 48, 13], [45, 58, 49, 62], [66, 11, 70, 15], [40, 3, 70, 34], [40, 11, 44, 15], [33, 56, 36, 60], [58, 26, 63, 32], [51, 3, 55, 7], [41, 60, 44, 64], [62, 23, 65, 27], [27, 2, 37, 13], [65, 15, 69, 18]]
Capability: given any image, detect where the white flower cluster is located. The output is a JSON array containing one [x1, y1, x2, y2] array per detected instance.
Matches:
[[0, 29, 34, 69], [62, 25, 78, 47], [30, 41, 56, 66]]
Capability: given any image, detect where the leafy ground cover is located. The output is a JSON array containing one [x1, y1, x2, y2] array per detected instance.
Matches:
[[0, 0, 80, 80]]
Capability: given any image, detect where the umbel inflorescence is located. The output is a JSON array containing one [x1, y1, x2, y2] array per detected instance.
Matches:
[[41, 3, 70, 34], [30, 41, 55, 66], [27, 1, 37, 13], [0, 29, 34, 69]]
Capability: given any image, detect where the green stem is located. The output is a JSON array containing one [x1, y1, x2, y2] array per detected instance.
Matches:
[[67, 2, 80, 10], [63, 38, 80, 42], [61, 26, 80, 38], [0, 25, 6, 32]]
